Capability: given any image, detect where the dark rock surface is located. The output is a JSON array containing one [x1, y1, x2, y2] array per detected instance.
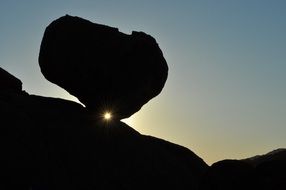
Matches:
[[1, 67, 286, 190], [199, 160, 254, 190], [254, 160, 286, 190], [0, 67, 22, 92], [242, 148, 286, 167], [243, 149, 286, 190], [199, 150, 286, 190], [0, 67, 207, 189], [39, 15, 168, 119]]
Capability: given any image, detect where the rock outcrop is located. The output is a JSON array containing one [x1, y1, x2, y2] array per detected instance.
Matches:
[[39, 15, 168, 119], [0, 67, 22, 92], [199, 160, 254, 190], [199, 150, 286, 190], [242, 148, 286, 167], [0, 67, 207, 189], [243, 149, 286, 190]]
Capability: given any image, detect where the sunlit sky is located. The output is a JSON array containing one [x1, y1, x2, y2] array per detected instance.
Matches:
[[1, 0, 286, 164]]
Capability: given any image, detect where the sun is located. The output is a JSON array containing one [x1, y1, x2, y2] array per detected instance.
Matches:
[[103, 112, 112, 120]]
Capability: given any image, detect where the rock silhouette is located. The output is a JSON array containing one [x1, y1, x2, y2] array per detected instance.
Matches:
[[199, 160, 254, 190], [242, 148, 286, 167], [39, 15, 168, 119], [1, 14, 285, 189], [0, 67, 22, 92], [254, 160, 286, 190], [0, 67, 207, 189], [244, 149, 286, 190], [199, 150, 286, 190]]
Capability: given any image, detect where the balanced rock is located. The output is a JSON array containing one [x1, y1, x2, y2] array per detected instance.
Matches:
[[39, 15, 168, 119]]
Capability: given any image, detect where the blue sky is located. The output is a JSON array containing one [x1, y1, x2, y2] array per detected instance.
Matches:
[[1, 0, 286, 164]]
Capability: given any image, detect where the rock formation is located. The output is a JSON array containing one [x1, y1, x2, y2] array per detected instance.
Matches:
[[39, 15, 168, 119], [199, 160, 254, 190], [242, 148, 286, 167], [2, 15, 209, 190], [1, 14, 285, 189], [199, 150, 286, 190], [0, 67, 207, 189], [0, 67, 22, 92]]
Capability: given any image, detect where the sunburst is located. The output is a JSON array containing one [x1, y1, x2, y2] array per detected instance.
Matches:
[[103, 112, 112, 121]]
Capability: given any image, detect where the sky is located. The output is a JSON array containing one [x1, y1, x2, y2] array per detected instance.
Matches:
[[0, 0, 286, 164]]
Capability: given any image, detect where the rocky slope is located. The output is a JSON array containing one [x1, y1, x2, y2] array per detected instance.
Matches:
[[199, 149, 286, 190], [0, 67, 208, 189]]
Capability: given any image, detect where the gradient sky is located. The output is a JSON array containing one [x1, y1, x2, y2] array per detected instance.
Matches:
[[1, 0, 285, 164]]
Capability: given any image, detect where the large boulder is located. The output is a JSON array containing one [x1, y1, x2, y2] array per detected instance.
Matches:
[[39, 15, 168, 119]]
